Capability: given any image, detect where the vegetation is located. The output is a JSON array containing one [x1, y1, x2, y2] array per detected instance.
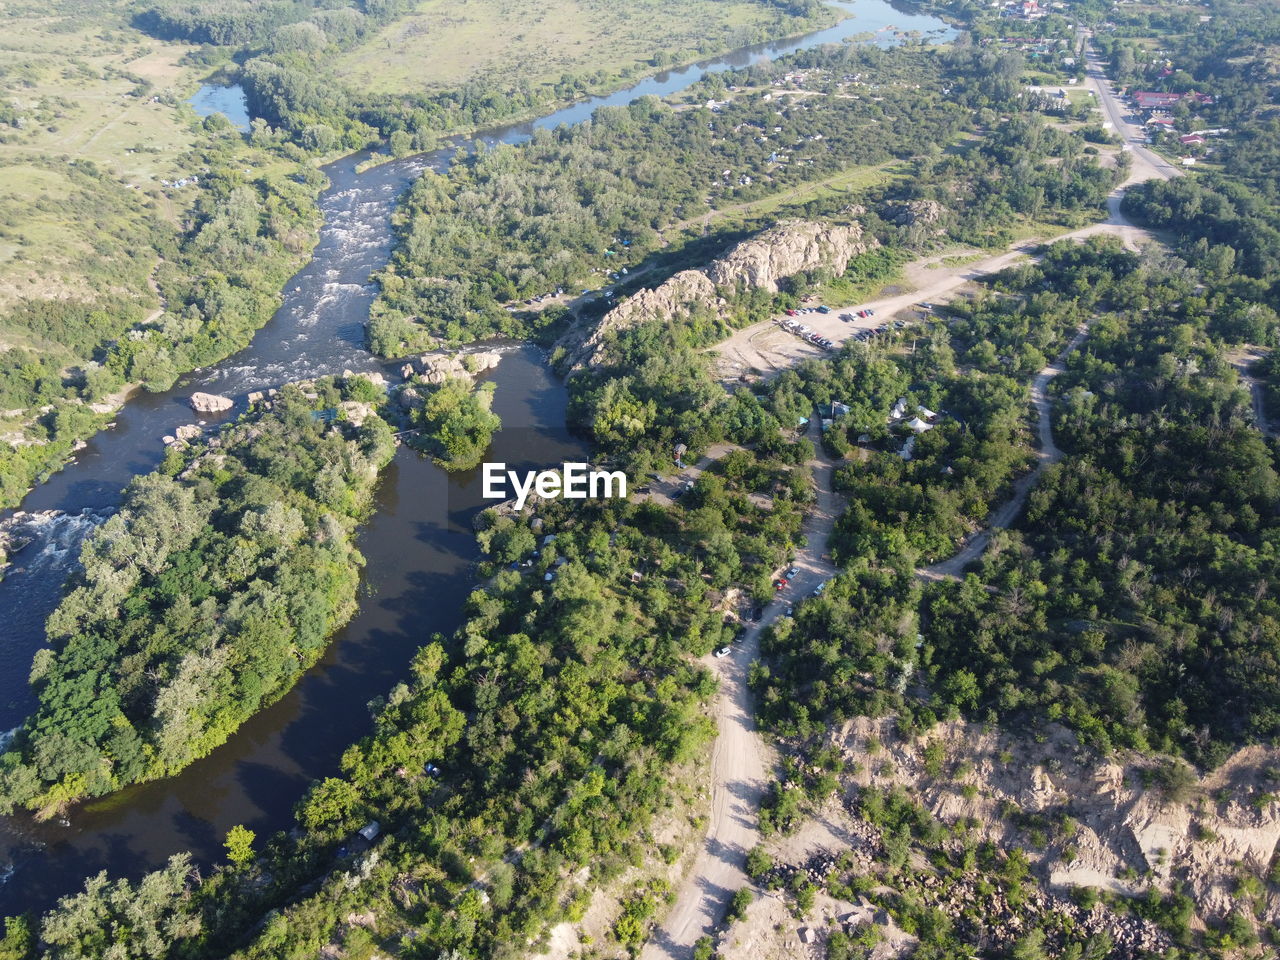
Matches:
[[925, 242, 1280, 766], [0, 0, 329, 509], [407, 377, 501, 471], [136, 0, 833, 148], [0, 377, 395, 812]]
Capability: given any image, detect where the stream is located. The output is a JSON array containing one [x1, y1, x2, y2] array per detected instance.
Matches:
[[0, 0, 953, 917]]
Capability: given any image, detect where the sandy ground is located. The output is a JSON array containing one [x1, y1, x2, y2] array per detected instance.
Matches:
[[713, 718, 1280, 958], [641, 418, 840, 960], [1228, 346, 1273, 439]]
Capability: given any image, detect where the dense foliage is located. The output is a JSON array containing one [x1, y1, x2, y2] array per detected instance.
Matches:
[[406, 377, 501, 471], [925, 243, 1280, 766], [0, 377, 395, 813]]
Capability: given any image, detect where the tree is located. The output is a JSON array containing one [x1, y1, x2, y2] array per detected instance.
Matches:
[[225, 824, 256, 867], [41, 855, 201, 960], [297, 777, 362, 831]]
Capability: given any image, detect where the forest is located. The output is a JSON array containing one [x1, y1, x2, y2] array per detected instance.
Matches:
[[13, 0, 1280, 953], [0, 376, 395, 813], [369, 43, 1116, 356], [924, 241, 1280, 768]]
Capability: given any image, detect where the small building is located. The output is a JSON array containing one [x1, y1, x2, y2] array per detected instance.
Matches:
[[1179, 134, 1205, 146], [358, 821, 380, 842]]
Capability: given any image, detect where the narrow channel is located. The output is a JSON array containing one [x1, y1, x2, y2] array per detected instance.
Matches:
[[0, 0, 953, 916]]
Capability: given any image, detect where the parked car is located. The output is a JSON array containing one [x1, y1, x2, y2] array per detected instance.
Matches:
[[714, 646, 732, 658], [786, 566, 799, 579]]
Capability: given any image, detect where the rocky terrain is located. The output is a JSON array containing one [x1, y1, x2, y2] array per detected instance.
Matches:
[[562, 218, 875, 370], [715, 717, 1280, 958]]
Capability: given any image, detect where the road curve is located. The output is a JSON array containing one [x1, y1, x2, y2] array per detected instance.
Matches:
[[917, 324, 1089, 581], [641, 419, 838, 960], [649, 55, 1184, 950]]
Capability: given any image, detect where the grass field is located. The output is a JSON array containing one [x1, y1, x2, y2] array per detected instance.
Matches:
[[0, 0, 209, 314], [331, 0, 836, 99]]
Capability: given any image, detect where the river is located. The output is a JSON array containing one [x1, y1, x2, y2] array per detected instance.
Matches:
[[0, 0, 953, 917]]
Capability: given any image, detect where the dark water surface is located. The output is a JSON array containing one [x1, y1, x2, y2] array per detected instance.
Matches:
[[0, 0, 951, 915]]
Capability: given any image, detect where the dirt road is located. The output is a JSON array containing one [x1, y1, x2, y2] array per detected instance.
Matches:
[[642, 420, 838, 960], [715, 45, 1178, 382], [646, 56, 1182, 952], [917, 324, 1089, 581], [1229, 347, 1274, 439]]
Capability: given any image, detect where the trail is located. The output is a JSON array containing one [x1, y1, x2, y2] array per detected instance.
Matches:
[[916, 323, 1089, 581], [640, 419, 838, 960], [1229, 347, 1274, 439]]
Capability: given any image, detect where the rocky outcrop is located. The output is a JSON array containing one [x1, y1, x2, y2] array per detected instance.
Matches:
[[189, 392, 233, 414], [888, 198, 948, 238], [402, 351, 502, 385], [707, 219, 872, 292], [564, 217, 875, 369]]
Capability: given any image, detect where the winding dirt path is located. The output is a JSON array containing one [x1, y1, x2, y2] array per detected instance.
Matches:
[[646, 53, 1182, 954], [1229, 348, 1274, 439], [917, 323, 1089, 581], [641, 419, 838, 960]]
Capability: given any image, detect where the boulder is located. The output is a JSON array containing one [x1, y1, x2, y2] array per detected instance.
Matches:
[[174, 424, 201, 442], [415, 350, 502, 385], [189, 392, 233, 414]]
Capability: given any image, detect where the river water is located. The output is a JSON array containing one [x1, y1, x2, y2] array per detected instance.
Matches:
[[0, 0, 952, 917]]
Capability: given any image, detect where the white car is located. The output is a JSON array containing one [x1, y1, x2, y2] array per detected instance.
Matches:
[[714, 646, 732, 658]]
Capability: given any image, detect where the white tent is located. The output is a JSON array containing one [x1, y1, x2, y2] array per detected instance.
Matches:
[[906, 417, 933, 433], [917, 405, 938, 420]]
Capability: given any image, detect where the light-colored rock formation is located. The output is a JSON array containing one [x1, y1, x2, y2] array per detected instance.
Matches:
[[407, 350, 502, 385], [564, 217, 875, 369], [189, 392, 233, 414], [174, 424, 201, 442]]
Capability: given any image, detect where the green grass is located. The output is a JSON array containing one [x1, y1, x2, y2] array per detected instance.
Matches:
[[331, 0, 838, 99], [0, 0, 210, 312]]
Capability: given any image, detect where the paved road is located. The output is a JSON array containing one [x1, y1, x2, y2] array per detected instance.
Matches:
[[641, 419, 838, 960]]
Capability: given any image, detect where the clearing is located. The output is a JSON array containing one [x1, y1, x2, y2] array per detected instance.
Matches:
[[330, 0, 836, 100]]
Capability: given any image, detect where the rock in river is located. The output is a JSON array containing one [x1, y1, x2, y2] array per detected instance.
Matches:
[[189, 392, 233, 413]]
